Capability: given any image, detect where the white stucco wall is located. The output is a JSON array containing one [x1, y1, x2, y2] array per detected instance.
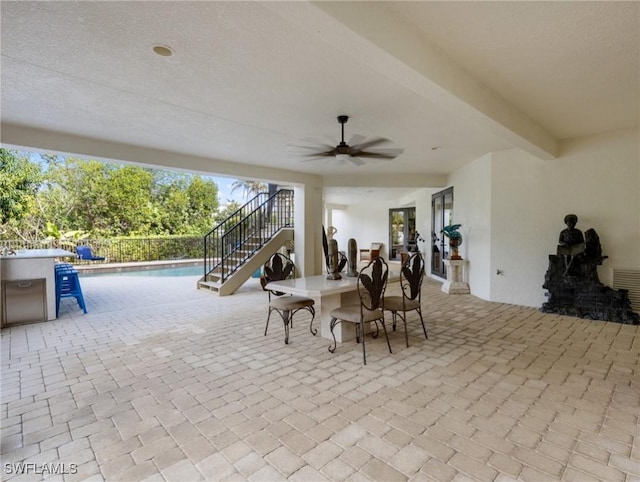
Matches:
[[331, 201, 391, 260], [329, 189, 433, 264], [327, 128, 638, 309], [447, 154, 493, 300], [486, 128, 639, 307]]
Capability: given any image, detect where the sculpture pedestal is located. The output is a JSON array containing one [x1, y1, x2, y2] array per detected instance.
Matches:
[[442, 259, 470, 294]]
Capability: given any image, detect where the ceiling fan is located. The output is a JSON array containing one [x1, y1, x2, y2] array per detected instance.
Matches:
[[291, 115, 404, 166]]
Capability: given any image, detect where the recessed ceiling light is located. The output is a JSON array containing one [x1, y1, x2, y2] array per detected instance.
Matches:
[[152, 45, 174, 57]]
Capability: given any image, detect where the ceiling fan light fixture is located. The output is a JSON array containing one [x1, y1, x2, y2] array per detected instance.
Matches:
[[335, 153, 350, 162]]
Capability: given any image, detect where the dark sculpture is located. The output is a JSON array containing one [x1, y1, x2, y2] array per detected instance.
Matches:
[[346, 238, 358, 277], [326, 239, 342, 280], [542, 215, 638, 324], [556, 214, 585, 276], [322, 225, 346, 274]]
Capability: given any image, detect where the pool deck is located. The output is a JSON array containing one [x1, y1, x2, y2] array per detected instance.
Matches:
[[2, 274, 638, 481], [73, 258, 204, 275]]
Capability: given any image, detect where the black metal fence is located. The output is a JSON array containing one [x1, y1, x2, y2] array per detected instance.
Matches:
[[0, 236, 203, 263]]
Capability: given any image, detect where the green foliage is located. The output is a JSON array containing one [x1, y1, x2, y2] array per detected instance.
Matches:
[[214, 200, 242, 225], [43, 222, 89, 251], [44, 222, 88, 241], [0, 149, 42, 226], [441, 224, 462, 240], [4, 153, 220, 240]]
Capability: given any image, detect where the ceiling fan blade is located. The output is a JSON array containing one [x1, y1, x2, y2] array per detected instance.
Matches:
[[349, 157, 366, 167], [357, 149, 404, 159], [299, 156, 329, 162], [299, 149, 336, 157], [350, 137, 390, 153], [287, 143, 334, 152]]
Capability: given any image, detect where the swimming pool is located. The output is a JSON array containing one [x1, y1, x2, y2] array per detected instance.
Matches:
[[80, 265, 204, 277]]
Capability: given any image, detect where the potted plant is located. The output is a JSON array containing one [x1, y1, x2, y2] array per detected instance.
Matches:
[[441, 224, 463, 260]]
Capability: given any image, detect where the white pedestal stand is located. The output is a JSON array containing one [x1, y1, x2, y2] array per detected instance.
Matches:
[[442, 259, 470, 294]]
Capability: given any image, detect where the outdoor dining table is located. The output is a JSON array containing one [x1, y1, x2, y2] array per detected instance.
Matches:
[[266, 271, 398, 343]]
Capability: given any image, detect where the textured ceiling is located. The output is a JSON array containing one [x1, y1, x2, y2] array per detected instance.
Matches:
[[1, 1, 638, 203], [386, 1, 639, 139]]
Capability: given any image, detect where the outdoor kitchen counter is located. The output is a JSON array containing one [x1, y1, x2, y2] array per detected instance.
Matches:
[[1, 249, 76, 326]]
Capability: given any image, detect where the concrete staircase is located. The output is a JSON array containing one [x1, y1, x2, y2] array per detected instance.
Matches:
[[197, 227, 293, 296]]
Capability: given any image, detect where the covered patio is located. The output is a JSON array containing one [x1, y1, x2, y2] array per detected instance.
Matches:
[[2, 274, 638, 481]]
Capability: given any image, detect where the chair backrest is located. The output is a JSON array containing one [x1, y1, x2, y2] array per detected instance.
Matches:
[[400, 252, 425, 301], [76, 246, 93, 259], [261, 253, 295, 295], [358, 257, 388, 311]]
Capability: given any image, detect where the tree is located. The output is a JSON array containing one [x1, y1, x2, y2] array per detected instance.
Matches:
[[4, 153, 222, 239], [185, 176, 219, 233], [215, 200, 242, 224], [0, 149, 42, 226], [40, 157, 156, 236], [230, 180, 267, 200], [154, 174, 219, 234]]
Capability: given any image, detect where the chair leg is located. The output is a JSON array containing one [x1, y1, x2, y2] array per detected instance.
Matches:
[[417, 308, 428, 340], [74, 279, 87, 313], [380, 319, 393, 354], [77, 293, 87, 313], [328, 317, 340, 353], [264, 309, 272, 336], [403, 313, 409, 348], [308, 306, 317, 336], [277, 309, 291, 344], [360, 321, 367, 365]]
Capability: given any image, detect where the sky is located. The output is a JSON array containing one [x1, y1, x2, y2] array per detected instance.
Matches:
[[214, 176, 247, 205]]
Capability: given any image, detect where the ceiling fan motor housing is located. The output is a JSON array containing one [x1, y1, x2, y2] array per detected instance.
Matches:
[[337, 115, 351, 152]]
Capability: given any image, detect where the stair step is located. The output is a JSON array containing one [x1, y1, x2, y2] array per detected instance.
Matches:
[[198, 280, 220, 291]]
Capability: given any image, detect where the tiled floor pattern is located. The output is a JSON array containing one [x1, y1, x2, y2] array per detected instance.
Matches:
[[1, 274, 639, 481]]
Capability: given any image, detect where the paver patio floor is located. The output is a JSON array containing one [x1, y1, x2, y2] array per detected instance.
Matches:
[[1, 273, 639, 481]]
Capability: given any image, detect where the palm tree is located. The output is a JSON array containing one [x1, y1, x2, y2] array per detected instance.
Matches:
[[230, 180, 267, 200]]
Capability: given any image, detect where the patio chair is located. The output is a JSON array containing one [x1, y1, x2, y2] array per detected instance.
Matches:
[[384, 252, 427, 347], [76, 245, 105, 262], [328, 257, 392, 365], [261, 253, 316, 344], [55, 264, 87, 316]]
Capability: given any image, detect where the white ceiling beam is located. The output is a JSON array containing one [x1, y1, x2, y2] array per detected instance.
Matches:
[[1, 124, 323, 187], [266, 1, 558, 160]]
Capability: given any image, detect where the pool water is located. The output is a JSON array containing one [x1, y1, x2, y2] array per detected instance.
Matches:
[[81, 265, 204, 277]]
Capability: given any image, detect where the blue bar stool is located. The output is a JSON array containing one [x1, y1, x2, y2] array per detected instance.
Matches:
[[55, 265, 87, 317]]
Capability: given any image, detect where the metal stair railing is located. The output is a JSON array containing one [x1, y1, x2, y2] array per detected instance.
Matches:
[[203, 189, 294, 283]]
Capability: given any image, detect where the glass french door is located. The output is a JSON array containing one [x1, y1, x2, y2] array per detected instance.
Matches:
[[431, 187, 453, 277], [388, 207, 416, 261]]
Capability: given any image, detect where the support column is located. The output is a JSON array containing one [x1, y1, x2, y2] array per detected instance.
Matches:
[[294, 184, 324, 277]]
